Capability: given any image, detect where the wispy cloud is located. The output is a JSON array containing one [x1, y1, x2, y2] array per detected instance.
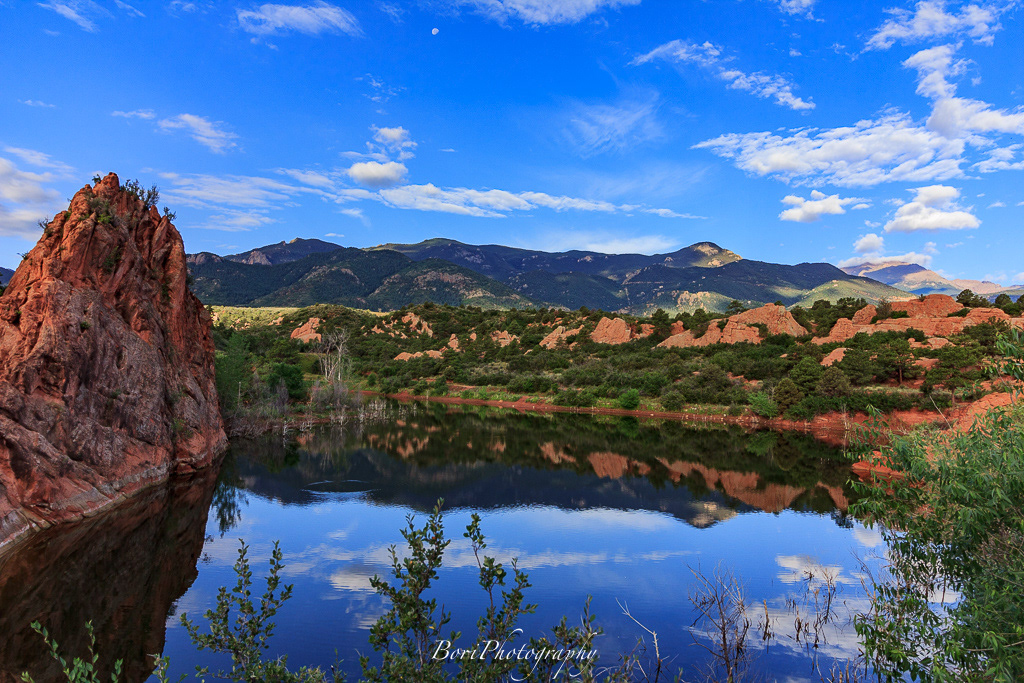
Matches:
[[454, 0, 641, 25], [563, 93, 663, 156], [237, 2, 361, 37], [114, 0, 144, 17], [775, 0, 817, 18], [37, 1, 107, 32], [158, 114, 239, 153], [866, 0, 1013, 50], [532, 231, 679, 254], [633, 39, 814, 111], [19, 99, 57, 108], [111, 109, 156, 119]]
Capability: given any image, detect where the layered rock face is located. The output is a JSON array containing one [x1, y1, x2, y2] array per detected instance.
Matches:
[[0, 173, 225, 549]]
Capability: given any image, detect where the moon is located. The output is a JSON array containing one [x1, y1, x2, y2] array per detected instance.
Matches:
[[431, 28, 439, 35]]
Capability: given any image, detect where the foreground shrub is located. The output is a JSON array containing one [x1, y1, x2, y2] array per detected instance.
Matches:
[[853, 405, 1024, 681]]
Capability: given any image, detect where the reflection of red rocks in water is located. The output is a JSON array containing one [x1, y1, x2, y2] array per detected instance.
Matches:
[[657, 459, 806, 513], [0, 468, 219, 682], [0, 173, 225, 549]]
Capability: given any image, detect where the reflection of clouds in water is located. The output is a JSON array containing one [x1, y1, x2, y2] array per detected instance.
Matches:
[[776, 555, 860, 587], [853, 526, 883, 548], [497, 506, 681, 533], [328, 562, 381, 593]]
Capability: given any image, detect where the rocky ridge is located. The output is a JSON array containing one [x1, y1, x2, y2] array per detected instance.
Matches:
[[0, 173, 225, 550]]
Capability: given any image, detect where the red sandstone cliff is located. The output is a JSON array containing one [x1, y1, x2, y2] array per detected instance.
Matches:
[[0, 173, 226, 549]]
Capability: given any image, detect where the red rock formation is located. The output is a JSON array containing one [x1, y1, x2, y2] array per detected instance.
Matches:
[[290, 317, 322, 343], [658, 304, 807, 349], [490, 330, 517, 347], [590, 317, 632, 345], [820, 348, 847, 367], [0, 173, 225, 549], [539, 325, 583, 349]]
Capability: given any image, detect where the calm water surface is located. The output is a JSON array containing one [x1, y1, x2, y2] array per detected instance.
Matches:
[[0, 401, 884, 682]]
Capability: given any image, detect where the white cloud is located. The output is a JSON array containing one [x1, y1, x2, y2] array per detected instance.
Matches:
[[324, 232, 344, 237], [456, 0, 641, 25], [38, 1, 105, 32], [563, 94, 662, 156], [633, 39, 814, 111], [158, 114, 239, 153], [988, 200, 1006, 207], [779, 190, 864, 222], [854, 233, 885, 253], [0, 152, 72, 238], [852, 202, 872, 210], [372, 126, 416, 160], [903, 45, 1024, 139], [776, 0, 816, 17], [19, 99, 56, 108], [534, 231, 679, 254], [975, 144, 1024, 172], [884, 184, 980, 232], [237, 2, 361, 37], [695, 110, 964, 187], [866, 0, 1010, 50], [112, 109, 155, 119], [838, 250, 935, 268], [346, 161, 408, 188]]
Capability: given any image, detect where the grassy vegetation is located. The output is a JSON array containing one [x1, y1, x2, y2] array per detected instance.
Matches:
[[208, 295, 1017, 425]]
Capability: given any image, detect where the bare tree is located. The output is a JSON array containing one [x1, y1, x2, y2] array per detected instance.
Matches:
[[688, 563, 752, 683]]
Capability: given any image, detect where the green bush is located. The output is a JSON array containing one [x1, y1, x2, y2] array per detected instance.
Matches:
[[660, 391, 685, 411], [748, 391, 779, 418], [617, 388, 641, 410]]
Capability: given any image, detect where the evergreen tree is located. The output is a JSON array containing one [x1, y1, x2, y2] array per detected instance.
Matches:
[[839, 347, 877, 386], [774, 378, 803, 414], [816, 366, 852, 397], [788, 356, 823, 393]]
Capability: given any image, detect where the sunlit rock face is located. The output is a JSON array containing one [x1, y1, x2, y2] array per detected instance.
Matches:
[[0, 468, 219, 682], [0, 173, 225, 549]]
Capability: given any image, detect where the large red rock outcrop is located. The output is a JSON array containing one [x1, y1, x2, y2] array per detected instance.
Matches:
[[590, 317, 632, 345], [539, 325, 583, 349], [0, 173, 226, 549], [658, 304, 807, 349], [290, 317, 322, 343], [815, 296, 1022, 344]]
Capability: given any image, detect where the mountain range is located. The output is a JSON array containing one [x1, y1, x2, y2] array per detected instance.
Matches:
[[0, 267, 13, 286], [187, 238, 908, 313], [840, 261, 1017, 299]]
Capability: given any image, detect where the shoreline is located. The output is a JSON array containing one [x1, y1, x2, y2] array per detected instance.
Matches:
[[359, 390, 963, 447]]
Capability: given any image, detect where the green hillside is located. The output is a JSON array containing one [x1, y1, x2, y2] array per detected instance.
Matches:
[[188, 248, 534, 310]]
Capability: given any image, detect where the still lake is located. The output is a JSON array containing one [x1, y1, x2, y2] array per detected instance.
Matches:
[[0, 400, 884, 682]]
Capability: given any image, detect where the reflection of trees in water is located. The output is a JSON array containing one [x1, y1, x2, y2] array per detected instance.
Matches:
[[219, 401, 857, 526], [210, 454, 248, 537]]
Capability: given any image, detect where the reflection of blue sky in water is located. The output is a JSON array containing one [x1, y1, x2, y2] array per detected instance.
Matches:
[[157, 412, 884, 680], [161, 497, 885, 680]]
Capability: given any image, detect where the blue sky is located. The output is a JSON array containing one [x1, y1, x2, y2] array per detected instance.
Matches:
[[1, 0, 1022, 283]]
